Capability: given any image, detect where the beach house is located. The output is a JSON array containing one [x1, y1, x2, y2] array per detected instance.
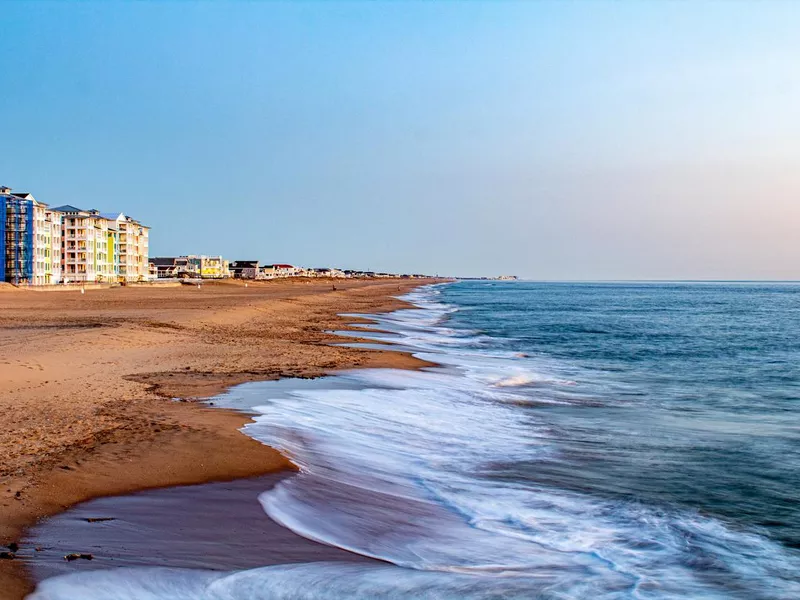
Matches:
[[260, 264, 299, 278], [186, 255, 228, 279], [229, 260, 260, 279]]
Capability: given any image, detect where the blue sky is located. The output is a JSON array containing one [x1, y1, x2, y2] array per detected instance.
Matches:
[[1, 1, 799, 279]]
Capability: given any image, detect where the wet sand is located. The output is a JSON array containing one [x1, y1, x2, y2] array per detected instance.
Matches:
[[0, 278, 437, 598], [24, 474, 378, 584]]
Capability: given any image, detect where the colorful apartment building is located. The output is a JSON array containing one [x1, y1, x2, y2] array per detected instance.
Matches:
[[44, 208, 63, 284], [52, 205, 107, 283], [117, 215, 150, 282], [52, 206, 150, 283], [2, 185, 150, 286], [1, 187, 64, 285], [1, 186, 33, 284]]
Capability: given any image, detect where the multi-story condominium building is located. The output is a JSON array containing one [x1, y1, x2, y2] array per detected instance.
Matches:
[[1, 187, 63, 285], [1, 186, 33, 284], [2, 187, 150, 285], [19, 192, 50, 285], [101, 213, 123, 283], [44, 208, 63, 284], [52, 205, 150, 283], [117, 215, 149, 282], [52, 205, 107, 283]]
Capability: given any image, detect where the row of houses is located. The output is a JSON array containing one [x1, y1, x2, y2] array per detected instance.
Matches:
[[150, 258, 424, 280], [149, 258, 346, 280], [1, 186, 149, 285]]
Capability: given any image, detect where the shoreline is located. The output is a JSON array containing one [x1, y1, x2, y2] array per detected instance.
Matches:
[[26, 474, 382, 586], [0, 278, 442, 599]]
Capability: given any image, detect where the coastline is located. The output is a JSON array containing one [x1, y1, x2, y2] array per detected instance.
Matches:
[[0, 278, 441, 599]]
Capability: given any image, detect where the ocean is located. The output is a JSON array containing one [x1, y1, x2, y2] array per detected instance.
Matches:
[[31, 281, 800, 599]]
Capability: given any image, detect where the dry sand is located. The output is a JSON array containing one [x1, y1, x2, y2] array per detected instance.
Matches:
[[0, 278, 435, 598]]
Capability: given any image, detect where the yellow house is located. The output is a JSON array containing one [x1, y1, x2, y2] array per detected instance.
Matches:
[[186, 255, 228, 279]]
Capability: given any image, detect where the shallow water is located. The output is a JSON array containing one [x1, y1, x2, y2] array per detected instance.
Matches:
[[30, 282, 800, 599]]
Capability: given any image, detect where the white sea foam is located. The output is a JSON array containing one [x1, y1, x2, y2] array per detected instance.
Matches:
[[28, 563, 574, 600]]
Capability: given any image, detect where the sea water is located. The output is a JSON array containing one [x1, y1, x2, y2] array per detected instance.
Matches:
[[31, 282, 800, 599]]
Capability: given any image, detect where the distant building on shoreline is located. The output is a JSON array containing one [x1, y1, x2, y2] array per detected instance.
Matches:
[[149, 257, 436, 282], [0, 188, 60, 285], [1, 185, 149, 285], [51, 205, 150, 284], [229, 260, 260, 279], [150, 255, 230, 279]]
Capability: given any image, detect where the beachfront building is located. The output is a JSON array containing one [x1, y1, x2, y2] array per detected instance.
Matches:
[[305, 267, 346, 278], [1, 186, 34, 284], [260, 264, 300, 278], [117, 215, 150, 282], [2, 185, 151, 286], [52, 205, 150, 283], [1, 187, 64, 285], [151, 257, 182, 278], [229, 260, 260, 279], [187, 255, 228, 279], [21, 193, 52, 285], [101, 212, 150, 282], [45, 208, 63, 284], [101, 213, 123, 283], [150, 256, 198, 279], [52, 205, 107, 283]]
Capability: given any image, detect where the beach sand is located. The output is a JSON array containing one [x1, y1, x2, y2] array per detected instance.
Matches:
[[0, 278, 434, 598], [25, 475, 379, 583]]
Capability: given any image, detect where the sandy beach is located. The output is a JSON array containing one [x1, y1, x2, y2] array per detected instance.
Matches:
[[0, 278, 434, 598]]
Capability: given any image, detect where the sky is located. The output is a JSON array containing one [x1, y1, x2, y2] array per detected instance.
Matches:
[[1, 1, 799, 280]]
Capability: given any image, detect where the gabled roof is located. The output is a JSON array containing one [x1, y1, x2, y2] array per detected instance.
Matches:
[[100, 212, 125, 221], [51, 205, 85, 213], [150, 257, 179, 266]]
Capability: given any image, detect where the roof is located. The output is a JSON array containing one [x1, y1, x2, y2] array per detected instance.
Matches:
[[150, 257, 179, 266], [230, 261, 259, 268], [51, 205, 85, 213], [100, 212, 125, 221]]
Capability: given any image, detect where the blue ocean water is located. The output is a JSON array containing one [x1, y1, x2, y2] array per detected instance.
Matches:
[[31, 282, 800, 599]]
